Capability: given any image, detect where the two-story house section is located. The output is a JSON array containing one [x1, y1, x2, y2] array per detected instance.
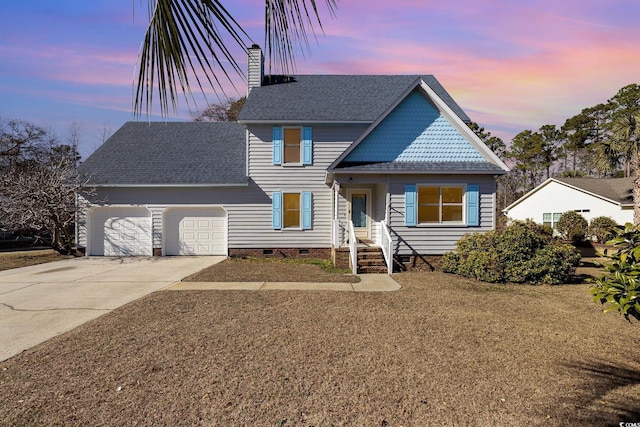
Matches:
[[77, 45, 508, 273]]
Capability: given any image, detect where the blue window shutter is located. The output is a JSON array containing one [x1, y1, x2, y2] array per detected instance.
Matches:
[[272, 191, 282, 229], [467, 184, 479, 226], [301, 192, 312, 229], [302, 127, 313, 165], [272, 127, 282, 165], [405, 185, 417, 226]]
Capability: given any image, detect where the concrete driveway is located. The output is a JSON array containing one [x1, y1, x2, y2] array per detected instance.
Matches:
[[0, 256, 224, 362]]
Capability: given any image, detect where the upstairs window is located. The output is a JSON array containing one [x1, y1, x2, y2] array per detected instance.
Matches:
[[283, 128, 301, 164], [272, 127, 312, 165]]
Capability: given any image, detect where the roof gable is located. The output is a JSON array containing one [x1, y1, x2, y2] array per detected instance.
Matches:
[[341, 90, 485, 163], [554, 177, 634, 205], [78, 122, 247, 186], [238, 75, 470, 123]]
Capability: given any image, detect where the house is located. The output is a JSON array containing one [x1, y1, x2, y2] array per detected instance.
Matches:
[[503, 177, 634, 228], [77, 45, 509, 272]]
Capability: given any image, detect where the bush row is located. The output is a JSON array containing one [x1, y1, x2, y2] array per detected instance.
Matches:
[[441, 220, 581, 285]]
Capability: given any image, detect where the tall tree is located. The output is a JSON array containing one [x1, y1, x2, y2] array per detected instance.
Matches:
[[0, 119, 92, 254], [538, 124, 562, 179], [135, 0, 338, 117], [507, 130, 550, 191], [0, 118, 48, 168], [611, 112, 640, 223], [468, 122, 506, 158], [561, 111, 593, 172]]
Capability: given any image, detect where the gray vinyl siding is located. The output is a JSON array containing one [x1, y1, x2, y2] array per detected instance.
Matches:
[[79, 124, 366, 251], [77, 185, 270, 251], [244, 125, 366, 248], [388, 175, 496, 255]]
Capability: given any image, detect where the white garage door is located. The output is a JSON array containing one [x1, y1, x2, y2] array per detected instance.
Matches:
[[165, 207, 227, 255], [89, 207, 152, 256]]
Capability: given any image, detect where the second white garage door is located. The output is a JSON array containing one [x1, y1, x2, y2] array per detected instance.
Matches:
[[164, 207, 227, 255]]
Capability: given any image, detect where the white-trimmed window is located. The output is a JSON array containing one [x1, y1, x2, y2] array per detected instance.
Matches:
[[418, 185, 464, 224], [272, 127, 313, 165], [283, 128, 301, 164], [405, 184, 479, 226], [272, 191, 312, 229], [543, 212, 562, 230], [283, 193, 301, 228]]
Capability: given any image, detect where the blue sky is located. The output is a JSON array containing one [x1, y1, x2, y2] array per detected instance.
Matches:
[[1, 0, 639, 159]]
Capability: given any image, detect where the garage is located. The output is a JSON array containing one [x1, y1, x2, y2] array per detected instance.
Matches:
[[89, 207, 152, 256], [164, 207, 227, 255]]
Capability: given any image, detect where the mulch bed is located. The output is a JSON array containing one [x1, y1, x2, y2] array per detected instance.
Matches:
[[1, 269, 639, 426]]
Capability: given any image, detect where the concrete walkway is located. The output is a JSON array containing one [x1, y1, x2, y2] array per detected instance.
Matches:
[[167, 273, 402, 292]]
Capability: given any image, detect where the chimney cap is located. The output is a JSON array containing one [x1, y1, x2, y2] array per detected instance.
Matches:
[[250, 44, 260, 49]]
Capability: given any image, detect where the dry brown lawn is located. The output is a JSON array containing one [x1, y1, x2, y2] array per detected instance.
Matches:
[[0, 249, 72, 271], [1, 258, 639, 426], [183, 257, 360, 283]]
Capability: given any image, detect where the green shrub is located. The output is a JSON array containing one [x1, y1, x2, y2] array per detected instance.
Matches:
[[587, 216, 618, 244], [556, 211, 588, 243], [591, 222, 640, 322], [524, 244, 582, 285], [442, 220, 580, 285]]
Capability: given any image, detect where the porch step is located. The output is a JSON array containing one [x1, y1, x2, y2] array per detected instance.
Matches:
[[356, 247, 387, 274]]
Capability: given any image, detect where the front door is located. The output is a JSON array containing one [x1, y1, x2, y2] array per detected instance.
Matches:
[[348, 189, 371, 241]]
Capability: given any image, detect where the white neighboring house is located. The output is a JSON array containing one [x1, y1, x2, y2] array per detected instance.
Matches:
[[503, 177, 634, 228]]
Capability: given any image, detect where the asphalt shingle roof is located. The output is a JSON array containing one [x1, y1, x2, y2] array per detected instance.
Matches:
[[238, 75, 470, 123], [78, 122, 247, 185], [555, 177, 634, 205]]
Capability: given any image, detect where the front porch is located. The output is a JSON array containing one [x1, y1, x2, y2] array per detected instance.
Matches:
[[329, 180, 394, 274]]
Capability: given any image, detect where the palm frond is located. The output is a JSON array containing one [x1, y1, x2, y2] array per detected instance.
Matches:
[[135, 0, 338, 118], [135, 0, 251, 118], [265, 0, 337, 76]]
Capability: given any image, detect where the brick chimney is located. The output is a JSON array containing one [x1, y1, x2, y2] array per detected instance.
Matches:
[[247, 44, 263, 94]]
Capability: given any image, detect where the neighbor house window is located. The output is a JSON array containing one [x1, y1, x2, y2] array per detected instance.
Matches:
[[418, 185, 464, 224], [543, 212, 562, 229], [272, 127, 313, 165], [272, 191, 312, 230]]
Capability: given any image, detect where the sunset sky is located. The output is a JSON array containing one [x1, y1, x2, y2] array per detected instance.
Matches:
[[1, 0, 638, 159]]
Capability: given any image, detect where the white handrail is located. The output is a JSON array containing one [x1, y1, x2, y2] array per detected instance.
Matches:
[[332, 218, 339, 248], [348, 220, 358, 275], [381, 221, 393, 274]]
